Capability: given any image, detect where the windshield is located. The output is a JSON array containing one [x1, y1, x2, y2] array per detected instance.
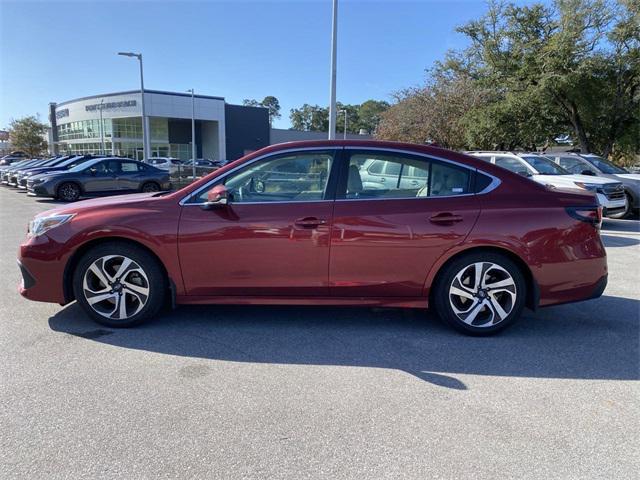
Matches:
[[520, 155, 569, 175], [68, 158, 102, 172], [583, 156, 627, 174]]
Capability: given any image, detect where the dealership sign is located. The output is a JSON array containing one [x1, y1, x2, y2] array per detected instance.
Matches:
[[55, 108, 69, 119], [85, 100, 137, 112]]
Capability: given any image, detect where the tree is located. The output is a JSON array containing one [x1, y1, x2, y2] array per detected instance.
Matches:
[[453, 0, 639, 156], [261, 96, 281, 124], [376, 71, 488, 149], [243, 96, 282, 125], [8, 116, 48, 157], [289, 104, 329, 131], [289, 100, 390, 133], [356, 100, 390, 134]]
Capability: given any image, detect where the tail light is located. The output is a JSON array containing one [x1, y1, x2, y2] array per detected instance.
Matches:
[[565, 206, 602, 229]]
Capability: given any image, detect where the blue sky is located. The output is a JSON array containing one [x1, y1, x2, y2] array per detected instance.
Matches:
[[2, 0, 502, 129]]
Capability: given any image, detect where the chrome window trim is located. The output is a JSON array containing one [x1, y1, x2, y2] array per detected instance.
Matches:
[[179, 146, 340, 206], [179, 145, 502, 206]]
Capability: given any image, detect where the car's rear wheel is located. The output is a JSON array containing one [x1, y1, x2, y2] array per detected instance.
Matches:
[[433, 252, 526, 335], [72, 242, 166, 328], [141, 181, 160, 193], [57, 182, 81, 202]]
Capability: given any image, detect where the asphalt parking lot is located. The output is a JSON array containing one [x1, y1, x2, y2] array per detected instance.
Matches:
[[1, 186, 638, 479]]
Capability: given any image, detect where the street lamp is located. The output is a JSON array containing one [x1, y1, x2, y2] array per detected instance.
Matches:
[[118, 52, 150, 161], [328, 0, 338, 139], [339, 109, 347, 140], [99, 99, 105, 155], [186, 89, 196, 180]]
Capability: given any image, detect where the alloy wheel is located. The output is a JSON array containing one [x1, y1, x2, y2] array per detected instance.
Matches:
[[448, 262, 517, 328], [59, 183, 79, 201], [82, 255, 150, 320], [142, 182, 160, 192]]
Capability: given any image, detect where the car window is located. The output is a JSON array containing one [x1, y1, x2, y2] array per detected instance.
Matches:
[[583, 156, 627, 174], [558, 157, 595, 175], [494, 156, 531, 176], [520, 155, 568, 175], [345, 152, 471, 199], [120, 162, 139, 173], [90, 160, 119, 174], [430, 162, 471, 197], [193, 151, 334, 204]]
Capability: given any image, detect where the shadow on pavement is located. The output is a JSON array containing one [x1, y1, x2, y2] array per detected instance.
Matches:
[[49, 295, 639, 389]]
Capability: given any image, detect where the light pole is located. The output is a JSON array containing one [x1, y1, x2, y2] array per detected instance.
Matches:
[[328, 0, 338, 139], [339, 109, 347, 140], [118, 52, 150, 160], [187, 89, 196, 180], [99, 99, 105, 155]]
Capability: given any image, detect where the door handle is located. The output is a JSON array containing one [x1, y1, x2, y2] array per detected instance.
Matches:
[[294, 217, 326, 228], [429, 213, 463, 224]]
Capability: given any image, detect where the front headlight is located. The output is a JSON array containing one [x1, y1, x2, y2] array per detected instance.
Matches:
[[574, 182, 599, 191], [33, 177, 48, 184], [28, 213, 75, 237]]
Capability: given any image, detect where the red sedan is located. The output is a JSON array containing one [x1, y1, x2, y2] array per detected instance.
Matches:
[[18, 141, 607, 335]]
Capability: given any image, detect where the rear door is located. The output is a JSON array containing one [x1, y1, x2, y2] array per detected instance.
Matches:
[[329, 149, 481, 297], [117, 160, 145, 191]]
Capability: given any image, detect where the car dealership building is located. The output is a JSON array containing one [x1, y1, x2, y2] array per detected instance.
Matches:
[[49, 90, 270, 161]]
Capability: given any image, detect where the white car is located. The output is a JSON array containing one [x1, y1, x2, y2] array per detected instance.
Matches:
[[545, 152, 639, 218], [467, 152, 627, 217], [146, 157, 183, 174]]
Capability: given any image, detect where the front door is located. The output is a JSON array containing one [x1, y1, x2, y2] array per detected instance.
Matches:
[[178, 149, 338, 296], [329, 150, 481, 297], [83, 160, 120, 194]]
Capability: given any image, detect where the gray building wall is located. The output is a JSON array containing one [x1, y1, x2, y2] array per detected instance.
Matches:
[[224, 104, 270, 160]]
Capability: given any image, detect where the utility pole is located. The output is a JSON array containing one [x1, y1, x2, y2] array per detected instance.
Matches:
[[328, 0, 338, 140]]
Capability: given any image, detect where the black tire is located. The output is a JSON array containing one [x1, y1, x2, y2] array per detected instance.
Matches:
[[433, 252, 526, 336], [57, 182, 81, 202], [141, 181, 160, 193], [72, 242, 166, 328]]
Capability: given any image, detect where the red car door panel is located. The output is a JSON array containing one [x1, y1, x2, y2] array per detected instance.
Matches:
[[329, 197, 479, 296], [178, 202, 333, 296]]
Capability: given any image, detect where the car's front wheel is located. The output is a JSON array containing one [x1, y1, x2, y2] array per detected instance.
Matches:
[[141, 181, 160, 193], [72, 242, 166, 327], [57, 182, 81, 202], [433, 252, 526, 335]]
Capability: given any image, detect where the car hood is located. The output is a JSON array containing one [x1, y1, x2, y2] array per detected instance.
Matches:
[[530, 174, 618, 189], [38, 192, 163, 218], [614, 174, 640, 182]]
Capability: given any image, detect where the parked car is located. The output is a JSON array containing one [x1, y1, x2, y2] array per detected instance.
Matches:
[[547, 153, 639, 219], [1, 158, 42, 179], [146, 157, 183, 175], [3, 158, 54, 185], [544, 153, 639, 218], [180, 159, 220, 178], [468, 151, 627, 217], [27, 157, 171, 201], [19, 140, 608, 335], [14, 155, 77, 188], [17, 155, 96, 189], [0, 151, 29, 166]]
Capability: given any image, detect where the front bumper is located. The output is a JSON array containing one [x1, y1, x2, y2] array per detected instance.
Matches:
[[596, 192, 627, 214], [18, 234, 69, 305]]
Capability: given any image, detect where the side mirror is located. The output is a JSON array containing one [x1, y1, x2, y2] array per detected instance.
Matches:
[[202, 184, 229, 210], [581, 170, 596, 176]]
